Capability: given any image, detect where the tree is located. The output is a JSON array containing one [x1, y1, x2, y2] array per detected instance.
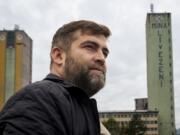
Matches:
[[119, 123, 127, 135], [103, 118, 121, 135], [125, 114, 147, 135]]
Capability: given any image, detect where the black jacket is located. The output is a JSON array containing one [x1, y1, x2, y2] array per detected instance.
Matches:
[[0, 74, 100, 135]]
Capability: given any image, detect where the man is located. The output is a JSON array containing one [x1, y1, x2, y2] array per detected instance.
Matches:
[[0, 20, 111, 135]]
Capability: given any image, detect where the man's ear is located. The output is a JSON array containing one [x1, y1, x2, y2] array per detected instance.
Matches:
[[50, 47, 66, 66]]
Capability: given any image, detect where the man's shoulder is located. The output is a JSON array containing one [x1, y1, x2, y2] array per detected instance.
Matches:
[[0, 79, 72, 135], [21, 79, 69, 99], [27, 78, 60, 89], [25, 73, 73, 96], [5, 79, 67, 106], [25, 79, 61, 93]]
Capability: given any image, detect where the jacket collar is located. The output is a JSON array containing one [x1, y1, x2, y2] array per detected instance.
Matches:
[[44, 73, 89, 99], [44, 73, 74, 88]]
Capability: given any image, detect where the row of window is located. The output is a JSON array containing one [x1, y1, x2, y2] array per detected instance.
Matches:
[[144, 121, 158, 124], [100, 113, 158, 118], [119, 120, 158, 125], [147, 128, 158, 131]]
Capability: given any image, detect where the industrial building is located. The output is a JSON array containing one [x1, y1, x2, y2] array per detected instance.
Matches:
[[0, 26, 32, 109], [146, 12, 176, 135], [99, 110, 159, 135]]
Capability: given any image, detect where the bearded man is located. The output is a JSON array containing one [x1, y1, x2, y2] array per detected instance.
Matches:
[[0, 20, 111, 135]]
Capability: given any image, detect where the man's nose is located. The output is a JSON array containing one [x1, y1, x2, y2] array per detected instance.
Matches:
[[95, 50, 105, 66]]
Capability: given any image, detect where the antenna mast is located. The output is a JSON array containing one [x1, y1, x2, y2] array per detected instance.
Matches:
[[150, 3, 154, 13]]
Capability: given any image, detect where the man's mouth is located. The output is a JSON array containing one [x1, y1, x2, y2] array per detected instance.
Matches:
[[89, 67, 105, 74]]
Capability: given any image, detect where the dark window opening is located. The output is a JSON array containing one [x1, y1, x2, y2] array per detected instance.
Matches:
[[6, 31, 15, 48]]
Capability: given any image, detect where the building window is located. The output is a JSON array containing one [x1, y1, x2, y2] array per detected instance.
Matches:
[[171, 105, 174, 110], [171, 113, 174, 119], [168, 29, 171, 34], [169, 46, 171, 51], [169, 54, 172, 59], [169, 38, 171, 43], [169, 63, 172, 67], [169, 71, 172, 76], [150, 114, 154, 117], [6, 32, 15, 48], [170, 79, 172, 84]]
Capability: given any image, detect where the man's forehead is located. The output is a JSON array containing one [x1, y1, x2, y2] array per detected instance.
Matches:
[[70, 30, 109, 52], [72, 30, 107, 41]]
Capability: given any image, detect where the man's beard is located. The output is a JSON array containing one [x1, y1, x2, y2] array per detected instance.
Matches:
[[64, 55, 106, 97]]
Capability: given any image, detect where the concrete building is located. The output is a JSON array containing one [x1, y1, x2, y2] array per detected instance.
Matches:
[[0, 27, 32, 109], [99, 110, 159, 135], [146, 13, 176, 135], [135, 98, 148, 110]]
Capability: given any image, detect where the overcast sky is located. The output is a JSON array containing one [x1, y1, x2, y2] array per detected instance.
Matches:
[[1, 0, 180, 128]]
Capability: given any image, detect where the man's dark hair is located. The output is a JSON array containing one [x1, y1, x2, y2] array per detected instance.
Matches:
[[52, 20, 111, 51], [50, 20, 111, 68]]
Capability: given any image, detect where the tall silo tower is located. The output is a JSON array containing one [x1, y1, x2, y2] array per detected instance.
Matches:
[[146, 11, 176, 135]]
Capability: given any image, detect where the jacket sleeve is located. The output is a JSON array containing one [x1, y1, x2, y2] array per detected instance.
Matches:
[[0, 84, 71, 135]]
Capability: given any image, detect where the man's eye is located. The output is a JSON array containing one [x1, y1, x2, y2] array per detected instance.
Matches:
[[85, 45, 94, 49], [103, 52, 108, 58]]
